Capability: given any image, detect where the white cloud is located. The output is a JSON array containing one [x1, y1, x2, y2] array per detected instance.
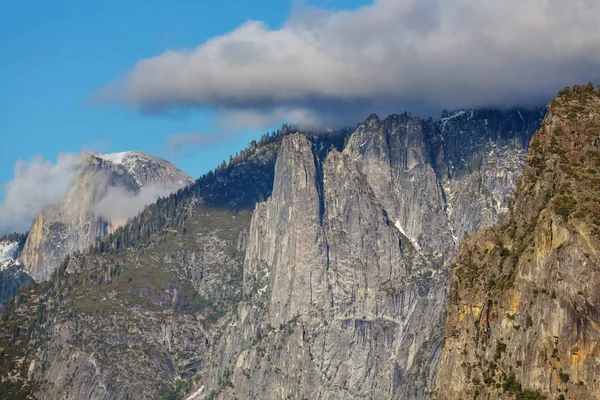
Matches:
[[100, 0, 600, 127], [92, 183, 172, 222], [0, 153, 79, 235]]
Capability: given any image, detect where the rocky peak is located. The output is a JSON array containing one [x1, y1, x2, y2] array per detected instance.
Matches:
[[206, 128, 440, 399], [89, 151, 194, 190], [20, 151, 193, 282], [365, 112, 381, 127], [243, 134, 328, 326]]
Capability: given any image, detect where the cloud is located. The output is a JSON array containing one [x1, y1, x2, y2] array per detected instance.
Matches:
[[166, 132, 226, 158], [0, 153, 79, 235], [100, 0, 600, 127], [92, 183, 172, 222]]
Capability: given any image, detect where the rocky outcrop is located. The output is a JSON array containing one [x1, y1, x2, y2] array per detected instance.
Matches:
[[203, 106, 543, 399], [433, 86, 600, 399], [437, 108, 545, 243], [205, 134, 443, 399], [21, 151, 193, 282]]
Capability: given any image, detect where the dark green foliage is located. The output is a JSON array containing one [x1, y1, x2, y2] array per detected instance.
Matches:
[[518, 390, 545, 399], [559, 370, 570, 383], [162, 378, 194, 400], [502, 372, 522, 394], [494, 340, 507, 361], [554, 195, 577, 220]]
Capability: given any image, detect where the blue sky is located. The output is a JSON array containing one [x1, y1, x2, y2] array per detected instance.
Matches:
[[1, 0, 599, 234], [0, 0, 366, 186]]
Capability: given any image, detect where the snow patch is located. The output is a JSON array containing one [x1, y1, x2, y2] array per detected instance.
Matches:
[[439, 110, 466, 131], [97, 151, 131, 165], [0, 241, 19, 270], [0, 242, 18, 262], [394, 220, 421, 252]]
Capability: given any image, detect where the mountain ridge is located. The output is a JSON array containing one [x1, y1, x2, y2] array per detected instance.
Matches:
[[0, 105, 545, 399]]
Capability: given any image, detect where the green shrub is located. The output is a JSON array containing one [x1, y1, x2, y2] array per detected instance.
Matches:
[[555, 195, 577, 219], [559, 370, 570, 383]]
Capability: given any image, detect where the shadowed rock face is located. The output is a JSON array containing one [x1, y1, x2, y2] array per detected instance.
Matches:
[[433, 88, 600, 399], [21, 152, 193, 282], [0, 233, 31, 314], [203, 107, 543, 400]]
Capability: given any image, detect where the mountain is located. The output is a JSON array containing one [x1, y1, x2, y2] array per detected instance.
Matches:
[[433, 84, 600, 399], [20, 151, 194, 282], [0, 109, 543, 399], [200, 109, 543, 399]]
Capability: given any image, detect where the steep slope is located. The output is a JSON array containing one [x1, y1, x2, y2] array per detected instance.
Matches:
[[433, 84, 600, 399], [0, 233, 31, 313], [0, 110, 541, 400], [21, 151, 193, 282], [438, 108, 545, 242], [0, 134, 289, 400], [201, 109, 543, 400], [203, 133, 444, 399]]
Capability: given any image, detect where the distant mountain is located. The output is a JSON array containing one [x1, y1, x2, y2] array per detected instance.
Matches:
[[20, 151, 193, 282]]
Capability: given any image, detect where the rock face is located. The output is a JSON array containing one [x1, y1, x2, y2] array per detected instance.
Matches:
[[21, 151, 193, 282], [0, 109, 544, 400], [0, 233, 31, 313], [437, 109, 543, 242], [0, 140, 284, 400], [433, 86, 600, 399], [203, 108, 544, 399]]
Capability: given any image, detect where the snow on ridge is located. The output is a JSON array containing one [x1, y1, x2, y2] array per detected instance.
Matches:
[[95, 151, 135, 166], [439, 110, 466, 132]]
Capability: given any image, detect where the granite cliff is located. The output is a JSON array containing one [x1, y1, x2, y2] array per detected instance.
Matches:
[[0, 108, 543, 399], [201, 108, 543, 399]]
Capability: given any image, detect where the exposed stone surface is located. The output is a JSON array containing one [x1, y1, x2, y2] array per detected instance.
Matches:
[[433, 87, 600, 399], [21, 152, 193, 282], [203, 106, 543, 399], [0, 108, 545, 400]]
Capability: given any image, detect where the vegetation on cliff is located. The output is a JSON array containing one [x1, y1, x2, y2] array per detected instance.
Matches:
[[434, 84, 600, 399]]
